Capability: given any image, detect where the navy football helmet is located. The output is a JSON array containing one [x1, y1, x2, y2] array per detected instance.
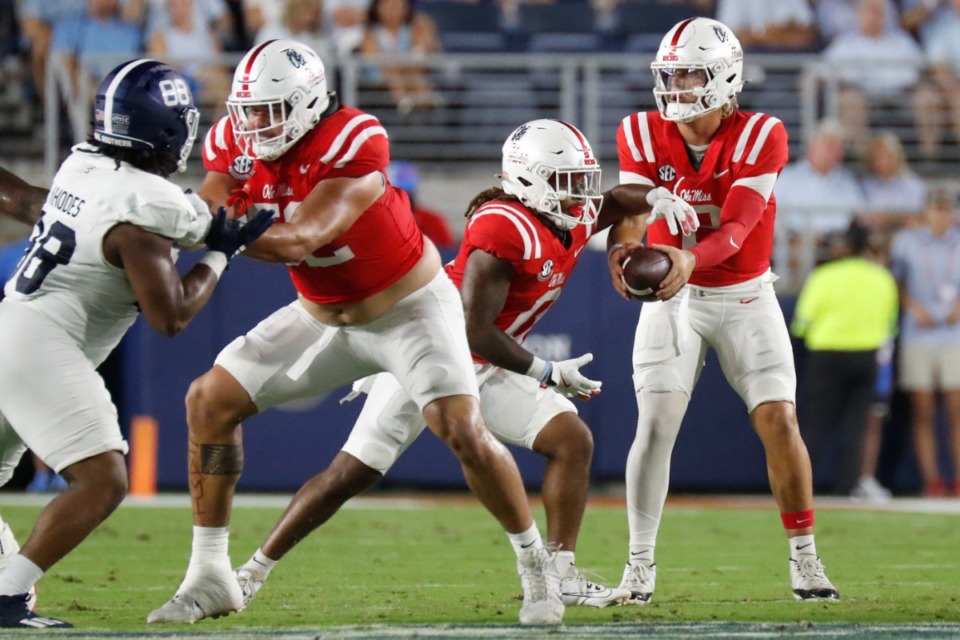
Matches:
[[93, 59, 200, 173]]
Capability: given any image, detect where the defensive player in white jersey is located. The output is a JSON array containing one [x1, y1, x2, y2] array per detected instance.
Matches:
[[147, 41, 603, 626], [225, 119, 698, 612], [606, 18, 839, 604], [0, 59, 274, 629]]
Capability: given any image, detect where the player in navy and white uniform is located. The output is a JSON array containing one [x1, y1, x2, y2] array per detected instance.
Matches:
[[0, 60, 273, 629], [225, 119, 698, 612], [606, 18, 839, 604], [147, 41, 566, 626]]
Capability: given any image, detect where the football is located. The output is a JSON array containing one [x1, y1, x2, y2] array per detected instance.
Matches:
[[620, 246, 671, 302]]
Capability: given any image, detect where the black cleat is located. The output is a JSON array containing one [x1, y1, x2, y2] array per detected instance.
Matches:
[[0, 594, 73, 628]]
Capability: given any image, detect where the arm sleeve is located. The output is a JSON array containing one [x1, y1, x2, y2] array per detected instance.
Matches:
[[689, 186, 768, 268]]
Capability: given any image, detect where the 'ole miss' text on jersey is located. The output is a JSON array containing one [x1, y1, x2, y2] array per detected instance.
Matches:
[[617, 110, 787, 287], [213, 107, 423, 304], [445, 199, 595, 363]]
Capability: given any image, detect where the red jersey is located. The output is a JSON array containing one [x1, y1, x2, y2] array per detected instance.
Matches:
[[242, 106, 423, 304], [617, 110, 787, 287], [202, 116, 255, 182], [445, 200, 595, 362]]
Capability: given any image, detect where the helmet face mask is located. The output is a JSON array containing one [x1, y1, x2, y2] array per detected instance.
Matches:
[[500, 119, 602, 231], [93, 59, 200, 173], [652, 18, 744, 123], [227, 39, 330, 160]]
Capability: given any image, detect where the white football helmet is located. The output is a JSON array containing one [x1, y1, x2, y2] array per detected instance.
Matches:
[[226, 39, 331, 160], [651, 18, 744, 123], [500, 119, 602, 230]]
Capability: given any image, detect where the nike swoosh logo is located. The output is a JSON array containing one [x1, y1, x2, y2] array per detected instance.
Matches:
[[796, 518, 811, 526], [713, 169, 729, 178], [729, 236, 740, 249], [739, 297, 759, 304], [300, 164, 311, 174], [520, 541, 536, 549], [560, 373, 571, 387], [795, 543, 813, 550]]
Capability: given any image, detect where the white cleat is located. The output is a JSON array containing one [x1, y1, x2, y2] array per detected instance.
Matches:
[[517, 546, 564, 624], [234, 564, 266, 608], [0, 524, 37, 612], [790, 555, 839, 601], [559, 569, 631, 608], [147, 565, 244, 623], [619, 562, 656, 605]]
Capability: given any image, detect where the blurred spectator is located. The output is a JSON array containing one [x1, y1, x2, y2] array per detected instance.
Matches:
[[813, 0, 898, 42], [146, 0, 231, 111], [18, 0, 87, 103], [889, 187, 960, 497], [50, 0, 143, 96], [916, 0, 960, 157], [776, 119, 865, 236], [142, 0, 231, 49], [254, 0, 334, 67], [325, 0, 371, 54], [858, 131, 926, 233], [855, 337, 895, 501], [715, 0, 818, 51], [900, 0, 951, 44], [821, 0, 933, 154], [360, 0, 442, 114], [792, 220, 899, 497], [388, 160, 456, 249]]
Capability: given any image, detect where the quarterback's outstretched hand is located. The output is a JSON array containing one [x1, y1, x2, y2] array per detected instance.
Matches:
[[528, 353, 602, 400], [646, 186, 699, 236], [205, 207, 275, 259]]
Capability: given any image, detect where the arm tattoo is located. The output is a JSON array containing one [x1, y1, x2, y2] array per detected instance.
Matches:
[[199, 444, 244, 475]]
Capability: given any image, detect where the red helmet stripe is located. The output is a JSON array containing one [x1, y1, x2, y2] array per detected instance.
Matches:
[[557, 120, 587, 148], [241, 40, 275, 81], [670, 18, 696, 47]]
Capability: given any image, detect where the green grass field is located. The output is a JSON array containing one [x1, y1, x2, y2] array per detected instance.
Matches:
[[1, 494, 958, 638]]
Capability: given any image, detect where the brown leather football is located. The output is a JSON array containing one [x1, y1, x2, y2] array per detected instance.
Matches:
[[621, 247, 671, 302]]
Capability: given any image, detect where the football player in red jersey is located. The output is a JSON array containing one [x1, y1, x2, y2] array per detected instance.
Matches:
[[606, 18, 839, 604], [227, 119, 687, 612], [145, 40, 563, 626]]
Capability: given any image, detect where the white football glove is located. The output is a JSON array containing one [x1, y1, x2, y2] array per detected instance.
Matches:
[[645, 186, 699, 237], [178, 189, 214, 247], [527, 353, 602, 399]]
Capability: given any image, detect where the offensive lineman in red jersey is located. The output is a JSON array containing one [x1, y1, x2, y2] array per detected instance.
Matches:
[[147, 40, 564, 625], [606, 18, 840, 604], [226, 120, 676, 612]]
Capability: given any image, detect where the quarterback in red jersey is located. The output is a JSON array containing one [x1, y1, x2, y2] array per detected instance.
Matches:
[[607, 18, 839, 604], [226, 119, 691, 612], [148, 40, 562, 626]]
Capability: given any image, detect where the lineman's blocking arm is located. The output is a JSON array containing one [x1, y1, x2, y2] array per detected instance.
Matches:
[[461, 249, 601, 400], [241, 172, 383, 264], [197, 170, 241, 213], [0, 166, 47, 226]]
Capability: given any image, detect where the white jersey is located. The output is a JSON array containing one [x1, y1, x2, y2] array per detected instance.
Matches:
[[2, 144, 207, 366]]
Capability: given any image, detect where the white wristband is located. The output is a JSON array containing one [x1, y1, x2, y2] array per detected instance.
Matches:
[[198, 251, 229, 279]]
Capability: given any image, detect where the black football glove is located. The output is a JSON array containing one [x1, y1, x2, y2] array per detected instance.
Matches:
[[205, 207, 275, 259]]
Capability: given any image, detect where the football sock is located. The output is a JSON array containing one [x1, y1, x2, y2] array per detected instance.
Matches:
[[507, 523, 543, 557], [626, 390, 686, 562], [628, 544, 655, 567], [243, 548, 277, 579], [0, 554, 42, 597], [555, 550, 576, 578], [790, 535, 817, 559], [190, 526, 230, 562]]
